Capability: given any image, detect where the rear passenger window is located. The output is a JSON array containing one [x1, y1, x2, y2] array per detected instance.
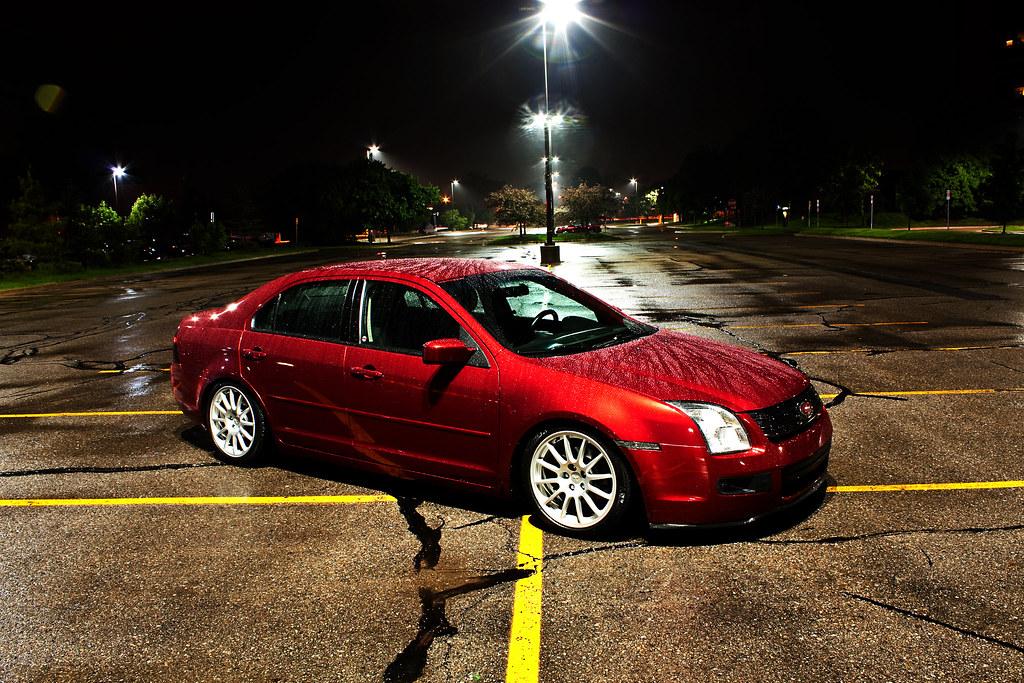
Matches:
[[251, 280, 352, 342]]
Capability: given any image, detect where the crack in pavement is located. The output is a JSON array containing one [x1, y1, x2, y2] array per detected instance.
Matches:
[[0, 348, 38, 365], [0, 462, 225, 477], [388, 496, 532, 683], [382, 568, 532, 683], [844, 592, 1024, 655], [758, 523, 1024, 546], [61, 348, 173, 373], [397, 497, 445, 572]]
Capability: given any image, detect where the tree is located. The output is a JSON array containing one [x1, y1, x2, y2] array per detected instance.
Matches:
[[59, 199, 123, 268], [982, 137, 1024, 232], [486, 185, 543, 236], [439, 209, 468, 231], [189, 219, 228, 254], [559, 183, 618, 225], [127, 194, 176, 256], [268, 159, 439, 244], [819, 158, 882, 225], [900, 152, 991, 222], [3, 169, 57, 269]]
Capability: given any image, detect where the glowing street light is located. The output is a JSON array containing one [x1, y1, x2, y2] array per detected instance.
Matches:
[[367, 145, 380, 159], [451, 179, 458, 205], [111, 165, 126, 214]]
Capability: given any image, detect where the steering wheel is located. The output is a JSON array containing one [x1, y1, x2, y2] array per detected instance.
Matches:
[[530, 309, 559, 327]]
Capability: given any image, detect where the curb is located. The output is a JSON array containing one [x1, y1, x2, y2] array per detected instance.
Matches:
[[794, 232, 1024, 253]]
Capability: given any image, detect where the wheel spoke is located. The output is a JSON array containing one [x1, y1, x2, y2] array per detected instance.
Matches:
[[543, 444, 564, 465]]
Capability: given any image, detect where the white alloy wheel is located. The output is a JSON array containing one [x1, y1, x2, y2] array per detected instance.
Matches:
[[526, 429, 622, 530], [208, 384, 261, 461]]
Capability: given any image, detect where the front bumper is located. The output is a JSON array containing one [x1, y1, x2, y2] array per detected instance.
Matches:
[[630, 410, 833, 528], [648, 441, 830, 530]]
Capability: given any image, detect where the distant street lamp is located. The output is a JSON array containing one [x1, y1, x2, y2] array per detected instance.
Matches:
[[630, 178, 638, 223], [111, 165, 126, 214], [367, 145, 380, 159], [451, 179, 458, 205]]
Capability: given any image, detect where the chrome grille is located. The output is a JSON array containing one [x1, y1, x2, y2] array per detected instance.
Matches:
[[747, 385, 824, 443]]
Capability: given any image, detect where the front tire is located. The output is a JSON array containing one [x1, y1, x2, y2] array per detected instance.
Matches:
[[522, 428, 633, 534], [206, 382, 267, 465]]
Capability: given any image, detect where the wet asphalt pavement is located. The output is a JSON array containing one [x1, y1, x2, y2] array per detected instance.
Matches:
[[1, 226, 1023, 682]]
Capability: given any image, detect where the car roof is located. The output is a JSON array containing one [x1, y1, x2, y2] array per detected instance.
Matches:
[[297, 258, 540, 284]]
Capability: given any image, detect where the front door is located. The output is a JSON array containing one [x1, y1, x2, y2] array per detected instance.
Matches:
[[341, 279, 500, 485]]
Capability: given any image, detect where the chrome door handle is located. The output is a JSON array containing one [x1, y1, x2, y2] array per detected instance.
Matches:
[[350, 366, 383, 380]]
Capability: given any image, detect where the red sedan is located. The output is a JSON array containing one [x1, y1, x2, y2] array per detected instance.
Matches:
[[171, 258, 831, 534]]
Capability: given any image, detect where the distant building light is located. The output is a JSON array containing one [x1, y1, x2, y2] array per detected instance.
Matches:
[[1007, 39, 1015, 47]]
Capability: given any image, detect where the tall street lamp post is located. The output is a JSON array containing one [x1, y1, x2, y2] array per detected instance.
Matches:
[[630, 178, 638, 223], [536, 0, 580, 266], [539, 20, 559, 266]]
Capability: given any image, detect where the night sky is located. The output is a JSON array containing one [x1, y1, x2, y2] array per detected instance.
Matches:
[[1, 2, 1020, 207]]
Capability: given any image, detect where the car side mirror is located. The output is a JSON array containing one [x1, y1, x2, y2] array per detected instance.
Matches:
[[422, 338, 476, 365]]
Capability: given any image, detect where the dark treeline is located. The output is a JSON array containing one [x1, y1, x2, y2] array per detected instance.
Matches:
[[657, 112, 1024, 230], [0, 158, 443, 275], [4, 120, 1024, 276]]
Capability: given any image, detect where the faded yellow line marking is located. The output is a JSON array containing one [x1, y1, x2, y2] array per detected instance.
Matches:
[[506, 516, 543, 683], [819, 388, 1024, 400], [679, 291, 823, 298], [668, 321, 927, 332], [0, 410, 183, 418], [829, 481, 1024, 493], [735, 321, 927, 330], [0, 495, 397, 507], [98, 368, 171, 374], [786, 344, 1020, 356], [687, 304, 867, 312], [786, 349, 874, 356]]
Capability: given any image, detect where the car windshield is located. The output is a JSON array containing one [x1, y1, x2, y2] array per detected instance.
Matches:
[[440, 270, 656, 357]]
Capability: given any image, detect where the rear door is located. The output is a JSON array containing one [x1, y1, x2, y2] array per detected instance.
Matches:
[[239, 278, 359, 455]]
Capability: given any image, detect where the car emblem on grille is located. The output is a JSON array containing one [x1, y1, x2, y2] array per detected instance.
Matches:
[[798, 400, 815, 418]]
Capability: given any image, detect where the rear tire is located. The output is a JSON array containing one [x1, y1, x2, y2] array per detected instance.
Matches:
[[522, 427, 633, 535], [206, 382, 267, 465]]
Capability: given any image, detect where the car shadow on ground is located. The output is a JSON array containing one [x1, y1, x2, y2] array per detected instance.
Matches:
[[180, 425, 830, 547]]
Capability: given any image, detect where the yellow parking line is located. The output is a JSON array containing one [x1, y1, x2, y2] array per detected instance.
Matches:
[[731, 321, 927, 330], [687, 304, 867, 312], [787, 344, 1020, 356], [786, 349, 874, 356], [506, 516, 544, 683], [98, 368, 170, 374], [0, 495, 397, 507], [819, 388, 1024, 400], [829, 481, 1024, 493], [0, 410, 183, 418]]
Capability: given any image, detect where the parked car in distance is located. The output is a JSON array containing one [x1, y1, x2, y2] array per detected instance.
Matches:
[[171, 258, 831, 535], [555, 223, 601, 234]]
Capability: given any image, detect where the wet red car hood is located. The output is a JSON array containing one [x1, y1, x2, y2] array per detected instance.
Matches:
[[536, 329, 808, 412]]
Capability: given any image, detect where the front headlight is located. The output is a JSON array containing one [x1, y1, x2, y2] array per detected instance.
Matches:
[[668, 401, 751, 454]]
